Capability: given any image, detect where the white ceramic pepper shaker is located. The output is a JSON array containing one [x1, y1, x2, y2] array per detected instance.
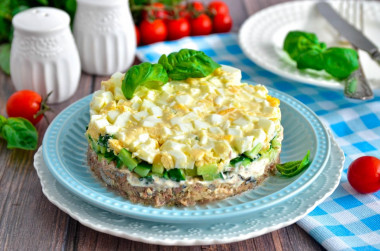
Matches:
[[11, 7, 81, 103], [73, 0, 136, 75]]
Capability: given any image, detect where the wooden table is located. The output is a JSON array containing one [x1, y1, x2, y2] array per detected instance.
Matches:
[[0, 0, 326, 250]]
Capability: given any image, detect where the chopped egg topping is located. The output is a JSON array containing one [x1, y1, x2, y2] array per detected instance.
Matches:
[[86, 65, 282, 172]]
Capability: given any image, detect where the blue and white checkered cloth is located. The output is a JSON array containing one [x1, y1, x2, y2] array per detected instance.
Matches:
[[137, 33, 380, 251]]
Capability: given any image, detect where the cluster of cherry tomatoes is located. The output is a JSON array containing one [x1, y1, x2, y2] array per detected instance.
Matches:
[[133, 1, 233, 45]]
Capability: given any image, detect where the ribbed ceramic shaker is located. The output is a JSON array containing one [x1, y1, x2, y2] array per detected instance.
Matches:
[[74, 0, 136, 75], [11, 7, 81, 103]]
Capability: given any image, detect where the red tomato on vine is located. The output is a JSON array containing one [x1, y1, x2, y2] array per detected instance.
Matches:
[[6, 90, 51, 125], [167, 17, 190, 40], [139, 19, 167, 45]]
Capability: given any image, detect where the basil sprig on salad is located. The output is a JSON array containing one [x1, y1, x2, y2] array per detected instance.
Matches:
[[122, 62, 168, 99], [122, 49, 221, 99], [158, 49, 221, 80], [283, 31, 359, 79], [0, 115, 38, 150]]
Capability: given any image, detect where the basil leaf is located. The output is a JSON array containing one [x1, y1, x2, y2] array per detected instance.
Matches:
[[0, 115, 6, 138], [323, 47, 359, 80], [283, 31, 326, 61], [276, 150, 311, 177], [1, 117, 38, 150], [158, 49, 221, 80], [296, 49, 324, 71], [122, 62, 168, 99]]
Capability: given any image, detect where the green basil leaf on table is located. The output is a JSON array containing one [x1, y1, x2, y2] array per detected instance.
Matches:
[[0, 115, 38, 150], [158, 49, 221, 80], [323, 47, 359, 80], [122, 62, 169, 99], [0, 115, 6, 138], [283, 31, 326, 61], [283, 30, 359, 80], [296, 49, 325, 71], [0, 43, 11, 75]]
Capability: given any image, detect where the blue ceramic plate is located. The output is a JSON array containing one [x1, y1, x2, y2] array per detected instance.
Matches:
[[42, 87, 330, 223], [34, 136, 343, 245]]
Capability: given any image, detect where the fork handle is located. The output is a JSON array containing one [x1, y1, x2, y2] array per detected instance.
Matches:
[[370, 49, 380, 66], [344, 63, 374, 100]]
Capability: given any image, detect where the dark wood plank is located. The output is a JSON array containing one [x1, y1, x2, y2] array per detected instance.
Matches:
[[0, 72, 94, 251]]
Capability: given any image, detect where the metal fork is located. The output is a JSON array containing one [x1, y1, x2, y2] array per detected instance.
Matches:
[[339, 0, 373, 100]]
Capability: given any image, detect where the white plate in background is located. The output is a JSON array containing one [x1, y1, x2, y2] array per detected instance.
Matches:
[[239, 0, 380, 89]]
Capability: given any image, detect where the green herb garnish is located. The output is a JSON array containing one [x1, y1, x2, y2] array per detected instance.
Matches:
[[283, 31, 326, 61], [276, 150, 311, 177], [122, 62, 169, 99], [158, 49, 221, 80], [0, 115, 38, 150], [323, 47, 359, 79], [283, 31, 359, 79], [121, 49, 220, 99]]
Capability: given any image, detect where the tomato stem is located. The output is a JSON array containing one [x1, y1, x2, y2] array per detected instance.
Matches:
[[34, 91, 52, 124]]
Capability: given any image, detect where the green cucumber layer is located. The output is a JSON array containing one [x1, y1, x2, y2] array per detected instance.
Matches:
[[88, 133, 281, 182]]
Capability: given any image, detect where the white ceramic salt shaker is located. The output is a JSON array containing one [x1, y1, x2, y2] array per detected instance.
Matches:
[[73, 0, 136, 75], [11, 7, 81, 103]]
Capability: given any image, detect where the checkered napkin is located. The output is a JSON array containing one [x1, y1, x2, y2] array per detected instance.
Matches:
[[136, 33, 380, 251]]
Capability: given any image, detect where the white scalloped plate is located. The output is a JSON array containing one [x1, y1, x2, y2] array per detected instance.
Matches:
[[42, 87, 330, 223], [34, 132, 343, 246], [239, 0, 380, 89]]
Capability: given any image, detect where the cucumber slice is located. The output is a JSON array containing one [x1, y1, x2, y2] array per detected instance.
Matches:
[[197, 164, 218, 176], [100, 146, 107, 154], [168, 168, 186, 182], [271, 138, 281, 149], [202, 173, 222, 181], [185, 168, 197, 177], [260, 148, 277, 161], [241, 157, 252, 166], [230, 156, 252, 167], [163, 170, 169, 180], [134, 162, 152, 177], [118, 148, 138, 171], [97, 154, 104, 161], [91, 140, 100, 153], [152, 163, 164, 175], [244, 143, 262, 160]]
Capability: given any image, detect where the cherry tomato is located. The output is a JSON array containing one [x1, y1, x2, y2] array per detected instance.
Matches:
[[142, 2, 168, 20], [139, 19, 167, 45], [347, 156, 380, 194], [6, 90, 48, 125], [189, 1, 204, 12], [190, 14, 212, 36], [168, 4, 189, 20], [135, 25, 140, 46], [179, 9, 191, 20], [208, 1, 229, 16], [213, 13, 232, 33], [167, 17, 190, 40]]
